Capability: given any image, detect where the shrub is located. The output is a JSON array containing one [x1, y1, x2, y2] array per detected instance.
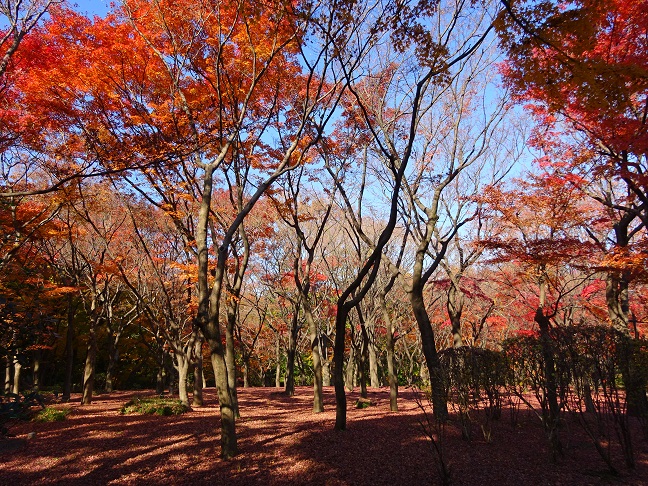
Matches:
[[33, 407, 70, 422], [438, 347, 507, 440], [120, 397, 189, 416]]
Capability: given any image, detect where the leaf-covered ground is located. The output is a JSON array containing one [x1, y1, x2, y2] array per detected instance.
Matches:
[[1, 387, 647, 485]]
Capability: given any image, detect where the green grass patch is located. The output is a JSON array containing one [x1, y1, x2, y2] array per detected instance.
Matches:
[[120, 397, 189, 416], [34, 407, 70, 422]]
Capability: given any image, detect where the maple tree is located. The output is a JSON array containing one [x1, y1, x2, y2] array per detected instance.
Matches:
[[269, 166, 338, 410], [0, 173, 66, 395], [54, 183, 137, 405], [0, 0, 58, 78], [6, 0, 355, 457], [114, 201, 203, 407], [327, 0, 506, 421], [480, 171, 601, 456], [4, 0, 648, 476], [497, 0, 648, 328], [497, 0, 648, 420]]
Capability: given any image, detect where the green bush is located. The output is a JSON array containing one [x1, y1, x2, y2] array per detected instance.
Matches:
[[120, 397, 189, 416], [34, 407, 70, 422]]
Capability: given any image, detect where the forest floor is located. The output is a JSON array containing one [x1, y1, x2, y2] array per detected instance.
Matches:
[[1, 386, 647, 485]]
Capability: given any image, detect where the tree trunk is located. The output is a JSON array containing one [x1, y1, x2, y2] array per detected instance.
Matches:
[[275, 335, 282, 388], [81, 320, 98, 405], [447, 281, 465, 348], [176, 354, 190, 406], [411, 289, 447, 419], [195, 161, 239, 459], [4, 355, 11, 394], [243, 361, 250, 388], [536, 274, 562, 459], [226, 305, 240, 417], [156, 367, 166, 394], [193, 336, 204, 407], [12, 353, 21, 395], [105, 333, 119, 393], [322, 340, 331, 386], [210, 348, 237, 458], [605, 273, 648, 417], [368, 333, 379, 388], [32, 348, 41, 392], [285, 309, 299, 397], [380, 293, 398, 411], [358, 313, 370, 398], [334, 306, 350, 430], [156, 349, 167, 395], [305, 305, 324, 412], [62, 298, 75, 401], [345, 342, 355, 392], [606, 272, 629, 332]]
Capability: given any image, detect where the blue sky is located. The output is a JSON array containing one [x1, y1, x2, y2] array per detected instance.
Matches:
[[71, 0, 112, 17]]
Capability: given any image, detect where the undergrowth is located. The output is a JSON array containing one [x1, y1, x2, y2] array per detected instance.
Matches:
[[34, 407, 70, 422], [120, 397, 189, 416]]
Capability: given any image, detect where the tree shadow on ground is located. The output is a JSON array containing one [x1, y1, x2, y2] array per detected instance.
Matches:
[[1, 387, 647, 485]]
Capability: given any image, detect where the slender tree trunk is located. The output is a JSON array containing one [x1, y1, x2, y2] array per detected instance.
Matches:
[[243, 361, 250, 388], [225, 306, 240, 417], [12, 353, 21, 395], [285, 310, 299, 397], [334, 307, 350, 430], [606, 272, 629, 332], [411, 289, 447, 419], [447, 281, 464, 348], [368, 333, 379, 388], [193, 336, 204, 407], [605, 272, 648, 417], [81, 320, 98, 405], [536, 274, 562, 459], [420, 358, 430, 385], [195, 161, 239, 458], [322, 339, 331, 387], [345, 342, 356, 392], [210, 348, 237, 458], [358, 314, 370, 398], [105, 333, 119, 393], [305, 305, 324, 412], [323, 360, 331, 386], [4, 355, 11, 394], [156, 349, 167, 394], [357, 357, 367, 397], [176, 355, 190, 407], [63, 298, 75, 401], [275, 335, 282, 388], [380, 293, 398, 411], [156, 367, 166, 394], [32, 348, 41, 392]]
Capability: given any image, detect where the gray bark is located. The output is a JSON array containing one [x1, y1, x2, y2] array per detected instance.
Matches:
[[447, 280, 465, 348], [305, 305, 324, 412], [176, 354, 190, 406], [81, 320, 97, 405], [345, 343, 355, 392], [275, 335, 281, 388], [193, 336, 204, 407], [380, 291, 398, 411], [285, 307, 300, 397], [368, 334, 379, 388]]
